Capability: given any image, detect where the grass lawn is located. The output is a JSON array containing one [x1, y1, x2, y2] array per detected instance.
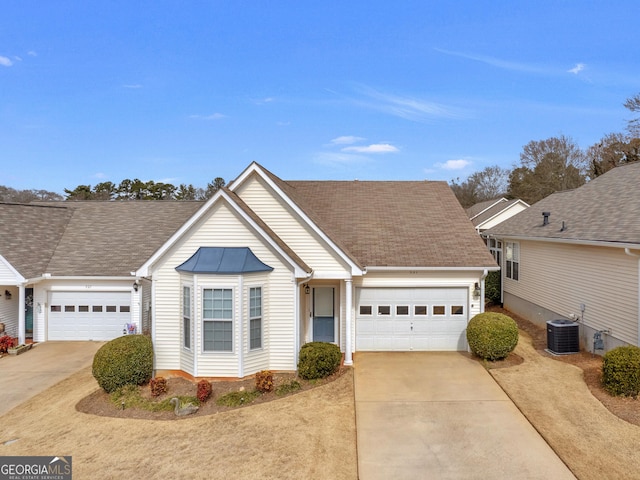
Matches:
[[0, 366, 357, 479]]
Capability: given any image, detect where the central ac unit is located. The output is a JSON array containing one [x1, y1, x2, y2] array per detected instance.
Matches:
[[547, 319, 579, 354]]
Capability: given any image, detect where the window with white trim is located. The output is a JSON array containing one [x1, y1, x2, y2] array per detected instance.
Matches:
[[505, 241, 520, 281], [249, 287, 262, 350], [182, 286, 192, 350], [203, 288, 233, 352]]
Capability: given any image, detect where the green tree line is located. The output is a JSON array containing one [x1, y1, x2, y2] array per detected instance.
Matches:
[[450, 93, 640, 208], [63, 177, 226, 201]]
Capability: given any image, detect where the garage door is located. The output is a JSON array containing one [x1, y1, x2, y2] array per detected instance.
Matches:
[[48, 291, 132, 341], [356, 287, 468, 351]]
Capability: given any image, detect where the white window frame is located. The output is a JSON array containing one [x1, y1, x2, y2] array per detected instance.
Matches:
[[202, 287, 234, 353], [249, 286, 263, 351], [505, 241, 520, 281], [182, 285, 192, 351]]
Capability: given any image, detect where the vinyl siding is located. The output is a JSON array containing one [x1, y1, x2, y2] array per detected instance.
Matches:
[[0, 258, 21, 284], [235, 175, 352, 278], [151, 200, 296, 377], [503, 240, 639, 346], [0, 286, 18, 337], [478, 203, 528, 231]]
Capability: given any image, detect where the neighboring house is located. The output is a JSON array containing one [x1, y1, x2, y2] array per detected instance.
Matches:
[[467, 197, 529, 235], [0, 163, 497, 378], [485, 162, 640, 354]]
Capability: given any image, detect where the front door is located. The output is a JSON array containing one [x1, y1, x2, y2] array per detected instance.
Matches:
[[25, 287, 33, 337], [313, 287, 335, 343]]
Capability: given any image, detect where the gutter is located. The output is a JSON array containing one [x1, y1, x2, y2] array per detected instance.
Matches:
[[365, 266, 500, 272], [488, 234, 640, 251], [479, 269, 488, 313]]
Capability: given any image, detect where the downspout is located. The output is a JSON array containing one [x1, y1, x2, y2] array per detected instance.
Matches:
[[479, 269, 488, 313], [624, 248, 640, 347]]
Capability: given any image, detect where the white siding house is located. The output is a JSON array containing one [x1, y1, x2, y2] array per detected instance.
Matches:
[[486, 162, 640, 354], [1, 162, 497, 378]]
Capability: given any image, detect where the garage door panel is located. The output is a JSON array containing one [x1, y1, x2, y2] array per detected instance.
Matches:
[[356, 287, 468, 352], [48, 291, 131, 341]]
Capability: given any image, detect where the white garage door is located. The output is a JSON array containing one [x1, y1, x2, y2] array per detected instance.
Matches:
[[356, 287, 468, 351], [48, 291, 132, 341]]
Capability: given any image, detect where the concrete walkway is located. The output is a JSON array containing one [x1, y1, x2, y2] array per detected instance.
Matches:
[[354, 352, 576, 480], [0, 341, 102, 416]]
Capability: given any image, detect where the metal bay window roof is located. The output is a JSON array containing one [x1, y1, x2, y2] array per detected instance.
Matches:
[[175, 247, 274, 274]]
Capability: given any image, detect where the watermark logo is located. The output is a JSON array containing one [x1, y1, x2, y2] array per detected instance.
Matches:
[[0, 456, 72, 480]]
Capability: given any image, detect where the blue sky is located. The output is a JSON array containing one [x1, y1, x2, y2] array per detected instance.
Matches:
[[2, 1, 639, 193]]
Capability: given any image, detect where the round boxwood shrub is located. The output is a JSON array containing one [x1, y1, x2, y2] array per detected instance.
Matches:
[[602, 346, 640, 397], [92, 335, 154, 393], [297, 342, 341, 380], [466, 312, 519, 361]]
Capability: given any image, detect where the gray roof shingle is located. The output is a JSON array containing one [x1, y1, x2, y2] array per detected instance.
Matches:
[[487, 162, 640, 246], [0, 203, 73, 279], [261, 166, 496, 268], [0, 201, 203, 278]]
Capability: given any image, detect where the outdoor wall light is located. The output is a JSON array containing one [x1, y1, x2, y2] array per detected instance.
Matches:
[[473, 283, 481, 299], [132, 281, 139, 292], [4, 290, 11, 300], [304, 284, 310, 295]]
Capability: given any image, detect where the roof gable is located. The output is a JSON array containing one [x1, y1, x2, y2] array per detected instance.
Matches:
[[487, 162, 640, 246], [137, 188, 311, 277]]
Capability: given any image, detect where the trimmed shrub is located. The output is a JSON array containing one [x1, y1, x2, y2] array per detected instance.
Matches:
[[602, 346, 640, 397], [466, 312, 518, 361], [255, 370, 274, 393], [197, 379, 212, 403], [149, 376, 167, 397], [297, 342, 341, 380], [92, 335, 154, 393], [484, 271, 501, 305]]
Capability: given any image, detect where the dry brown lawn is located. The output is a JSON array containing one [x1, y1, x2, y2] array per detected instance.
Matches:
[[491, 330, 640, 480], [0, 366, 357, 479]]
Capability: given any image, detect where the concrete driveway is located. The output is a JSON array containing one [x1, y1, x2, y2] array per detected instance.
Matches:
[[0, 341, 102, 416], [355, 352, 576, 480]]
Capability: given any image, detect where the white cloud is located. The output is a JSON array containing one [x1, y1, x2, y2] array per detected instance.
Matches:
[[92, 172, 108, 179], [189, 113, 226, 120], [0, 56, 13, 67], [438, 159, 471, 170], [314, 151, 370, 166], [27, 50, 37, 57], [342, 143, 399, 154], [330, 135, 365, 145], [435, 48, 548, 74], [568, 63, 585, 74], [123, 84, 142, 89], [354, 85, 465, 121]]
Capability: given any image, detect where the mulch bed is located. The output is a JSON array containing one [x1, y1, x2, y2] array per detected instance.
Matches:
[[76, 369, 346, 421], [488, 305, 640, 426]]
